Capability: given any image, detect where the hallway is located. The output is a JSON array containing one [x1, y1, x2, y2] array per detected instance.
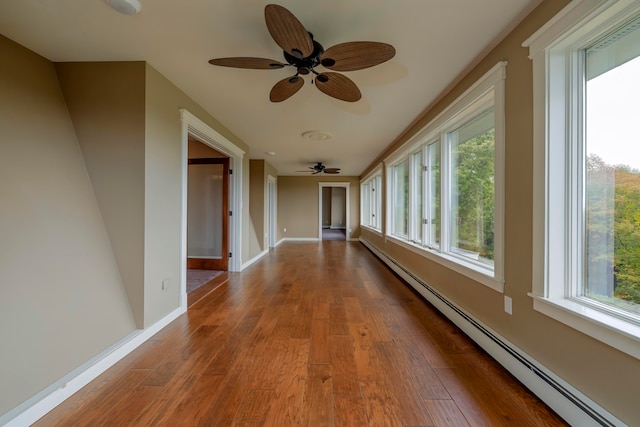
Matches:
[[35, 242, 567, 426]]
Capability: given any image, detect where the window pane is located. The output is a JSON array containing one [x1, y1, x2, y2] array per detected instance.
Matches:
[[412, 151, 423, 243], [449, 109, 495, 266], [362, 182, 371, 226], [393, 160, 409, 237], [427, 142, 441, 248], [585, 27, 640, 314]]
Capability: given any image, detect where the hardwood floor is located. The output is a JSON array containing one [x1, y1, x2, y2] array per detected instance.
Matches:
[[187, 271, 229, 308], [34, 241, 568, 426]]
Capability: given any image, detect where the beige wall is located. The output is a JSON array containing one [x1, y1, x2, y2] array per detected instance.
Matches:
[[249, 160, 266, 257], [56, 61, 147, 328], [322, 187, 331, 227], [277, 176, 360, 240], [0, 36, 137, 417], [359, 0, 640, 423], [0, 38, 254, 420], [248, 159, 279, 259], [330, 187, 346, 228]]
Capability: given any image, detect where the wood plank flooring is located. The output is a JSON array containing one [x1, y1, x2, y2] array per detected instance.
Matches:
[[34, 241, 568, 426]]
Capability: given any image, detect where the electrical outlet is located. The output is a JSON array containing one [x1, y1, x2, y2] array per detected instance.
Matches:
[[504, 296, 512, 315], [283, 227, 287, 233], [162, 279, 169, 290]]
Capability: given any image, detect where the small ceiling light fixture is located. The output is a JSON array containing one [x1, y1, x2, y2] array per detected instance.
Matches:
[[107, 0, 141, 15], [301, 130, 333, 141], [265, 151, 276, 156]]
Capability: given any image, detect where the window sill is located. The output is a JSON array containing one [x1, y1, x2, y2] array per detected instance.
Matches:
[[529, 294, 640, 360], [385, 234, 504, 293]]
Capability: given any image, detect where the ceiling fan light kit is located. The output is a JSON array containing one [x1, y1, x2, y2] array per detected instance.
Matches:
[[106, 0, 141, 15], [209, 4, 395, 103]]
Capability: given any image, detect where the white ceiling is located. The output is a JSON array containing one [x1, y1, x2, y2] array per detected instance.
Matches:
[[0, 0, 539, 176]]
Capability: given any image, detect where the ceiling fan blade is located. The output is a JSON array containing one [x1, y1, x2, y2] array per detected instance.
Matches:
[[315, 72, 362, 102], [270, 75, 304, 102], [208, 57, 285, 69], [323, 168, 341, 174], [264, 4, 313, 58], [320, 42, 396, 71]]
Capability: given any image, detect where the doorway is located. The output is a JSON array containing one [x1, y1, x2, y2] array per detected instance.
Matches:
[[185, 138, 230, 298], [318, 182, 350, 241], [180, 109, 244, 310], [187, 156, 229, 271]]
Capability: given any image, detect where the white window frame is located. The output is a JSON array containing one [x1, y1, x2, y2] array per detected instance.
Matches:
[[442, 99, 496, 270], [360, 166, 382, 233], [409, 149, 424, 245], [525, 0, 640, 360], [389, 159, 409, 239], [384, 62, 506, 292], [424, 140, 441, 250]]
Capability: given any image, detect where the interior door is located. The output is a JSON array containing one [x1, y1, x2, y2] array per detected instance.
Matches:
[[187, 157, 229, 270]]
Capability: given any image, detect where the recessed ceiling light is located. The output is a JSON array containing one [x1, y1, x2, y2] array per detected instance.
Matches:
[[301, 130, 333, 141], [107, 0, 141, 15], [265, 151, 276, 156]]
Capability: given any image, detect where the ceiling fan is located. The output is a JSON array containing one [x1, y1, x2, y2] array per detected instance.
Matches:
[[208, 4, 396, 102], [297, 162, 341, 174]]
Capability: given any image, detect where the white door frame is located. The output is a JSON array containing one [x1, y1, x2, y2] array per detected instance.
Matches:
[[267, 175, 277, 248], [180, 109, 244, 310], [318, 182, 350, 240]]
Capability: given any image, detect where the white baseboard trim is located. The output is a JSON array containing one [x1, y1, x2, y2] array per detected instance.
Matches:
[[2, 306, 185, 427], [275, 238, 285, 247], [360, 237, 623, 427], [242, 249, 269, 270], [278, 237, 358, 243]]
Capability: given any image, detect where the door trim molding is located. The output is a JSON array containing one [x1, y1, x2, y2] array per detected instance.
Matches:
[[267, 175, 277, 249]]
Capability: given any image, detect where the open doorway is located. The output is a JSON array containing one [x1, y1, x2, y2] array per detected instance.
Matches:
[[186, 139, 229, 297], [180, 109, 244, 310], [318, 182, 350, 241]]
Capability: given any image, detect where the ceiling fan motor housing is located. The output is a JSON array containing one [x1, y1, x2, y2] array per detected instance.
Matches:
[[283, 39, 325, 75]]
